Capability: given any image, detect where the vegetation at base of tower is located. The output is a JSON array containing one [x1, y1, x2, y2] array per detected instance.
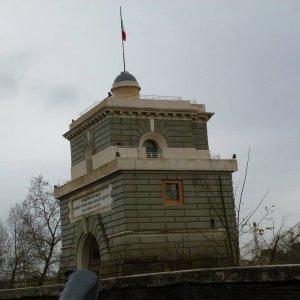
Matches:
[[0, 175, 61, 288], [229, 148, 300, 266], [242, 218, 300, 265], [203, 147, 300, 267]]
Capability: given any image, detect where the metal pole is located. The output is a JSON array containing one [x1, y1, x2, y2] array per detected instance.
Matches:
[[122, 38, 126, 72], [120, 7, 126, 72]]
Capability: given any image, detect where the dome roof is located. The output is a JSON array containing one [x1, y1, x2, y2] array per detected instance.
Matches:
[[114, 71, 138, 83], [111, 71, 141, 96]]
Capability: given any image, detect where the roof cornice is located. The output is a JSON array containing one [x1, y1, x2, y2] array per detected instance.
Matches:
[[64, 106, 214, 140], [64, 96, 214, 140]]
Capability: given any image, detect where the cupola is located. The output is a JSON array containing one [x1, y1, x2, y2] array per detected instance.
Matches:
[[111, 71, 141, 96]]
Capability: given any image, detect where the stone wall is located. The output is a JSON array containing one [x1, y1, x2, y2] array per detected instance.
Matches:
[[70, 133, 87, 166], [62, 99, 234, 278], [154, 119, 208, 149], [69, 116, 209, 166], [59, 172, 125, 273], [59, 169, 237, 278], [120, 171, 235, 231], [1, 265, 300, 300], [100, 265, 300, 300], [108, 117, 150, 148], [99, 170, 236, 277]]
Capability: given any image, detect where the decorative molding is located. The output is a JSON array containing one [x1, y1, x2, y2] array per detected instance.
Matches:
[[150, 117, 155, 131], [139, 132, 168, 149], [82, 217, 88, 234], [64, 106, 213, 141], [55, 158, 237, 200]]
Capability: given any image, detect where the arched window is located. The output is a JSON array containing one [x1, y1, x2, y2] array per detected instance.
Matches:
[[144, 140, 158, 158]]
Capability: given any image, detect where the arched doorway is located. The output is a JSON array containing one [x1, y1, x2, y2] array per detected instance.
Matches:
[[77, 233, 100, 273]]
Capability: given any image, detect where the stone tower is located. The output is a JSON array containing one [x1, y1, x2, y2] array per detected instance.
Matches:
[[54, 71, 238, 278]]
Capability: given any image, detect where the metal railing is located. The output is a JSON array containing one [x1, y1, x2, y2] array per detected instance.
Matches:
[[115, 149, 220, 160], [145, 152, 162, 158], [140, 94, 182, 101], [79, 94, 197, 117]]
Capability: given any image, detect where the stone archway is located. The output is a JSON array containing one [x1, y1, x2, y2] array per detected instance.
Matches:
[[139, 132, 168, 149], [77, 233, 100, 273]]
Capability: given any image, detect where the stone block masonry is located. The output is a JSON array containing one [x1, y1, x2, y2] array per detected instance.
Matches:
[[70, 133, 87, 166], [58, 168, 237, 278], [56, 74, 238, 281], [99, 265, 300, 300], [69, 115, 209, 166], [1, 265, 300, 300]]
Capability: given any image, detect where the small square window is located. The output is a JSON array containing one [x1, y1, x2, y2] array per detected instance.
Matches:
[[162, 180, 184, 205]]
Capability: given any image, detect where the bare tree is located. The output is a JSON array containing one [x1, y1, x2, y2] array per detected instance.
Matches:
[[206, 175, 239, 266], [247, 219, 300, 265], [1, 176, 61, 288], [22, 175, 61, 286], [204, 152, 243, 266], [207, 148, 274, 266], [0, 219, 8, 279], [238, 193, 274, 261], [281, 224, 300, 263], [6, 203, 36, 288]]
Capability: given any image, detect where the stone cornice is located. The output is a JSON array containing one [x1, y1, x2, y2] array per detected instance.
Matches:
[[54, 157, 237, 199], [64, 105, 214, 140]]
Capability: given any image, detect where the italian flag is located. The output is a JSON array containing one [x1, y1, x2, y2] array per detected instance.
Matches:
[[120, 8, 126, 41]]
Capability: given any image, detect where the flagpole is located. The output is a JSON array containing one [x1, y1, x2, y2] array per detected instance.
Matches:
[[122, 38, 126, 72], [120, 7, 126, 72]]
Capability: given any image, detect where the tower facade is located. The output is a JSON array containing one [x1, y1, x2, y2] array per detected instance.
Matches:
[[54, 72, 238, 278]]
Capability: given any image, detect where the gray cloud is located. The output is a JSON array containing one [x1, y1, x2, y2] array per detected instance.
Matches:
[[0, 72, 17, 98], [44, 85, 82, 105], [0, 51, 37, 99], [0, 0, 299, 229]]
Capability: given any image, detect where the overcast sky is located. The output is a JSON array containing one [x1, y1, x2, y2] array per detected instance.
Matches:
[[0, 0, 299, 228]]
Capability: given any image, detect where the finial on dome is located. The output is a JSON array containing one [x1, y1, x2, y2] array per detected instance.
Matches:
[[111, 71, 141, 97]]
